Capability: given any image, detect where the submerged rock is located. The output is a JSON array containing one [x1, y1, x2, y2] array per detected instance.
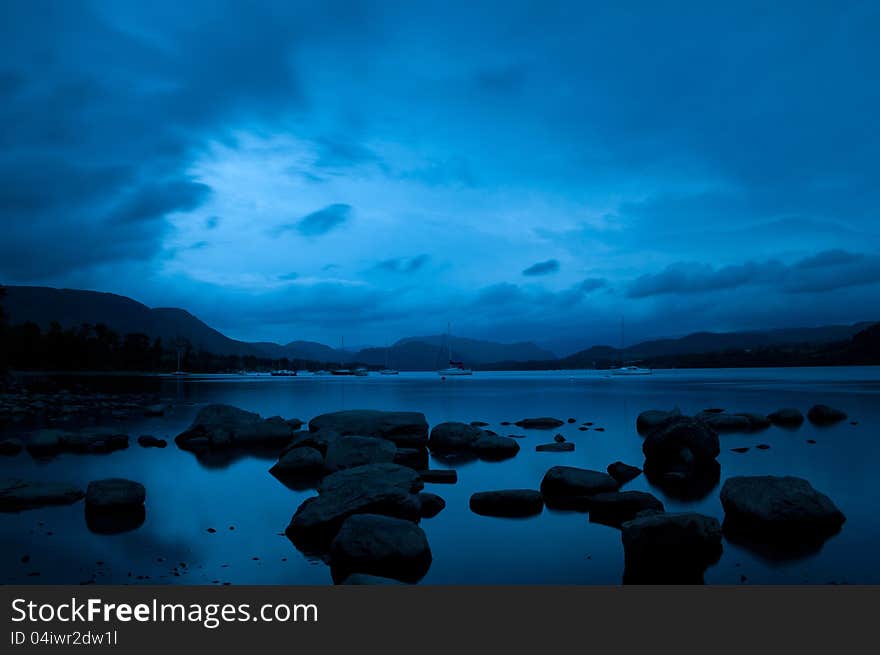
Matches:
[[588, 491, 664, 527], [308, 410, 429, 448], [85, 478, 145, 509], [807, 404, 847, 425], [621, 512, 722, 583], [643, 458, 721, 501], [767, 408, 804, 427], [540, 466, 618, 510], [418, 492, 446, 518], [535, 442, 575, 452], [0, 437, 23, 455], [286, 463, 424, 550], [323, 436, 397, 472], [636, 408, 681, 435], [696, 412, 753, 433], [0, 479, 84, 511], [176, 404, 296, 451], [329, 514, 432, 583], [514, 417, 564, 429], [472, 433, 520, 461], [27, 429, 129, 457], [417, 469, 458, 484], [469, 490, 544, 517], [720, 476, 845, 557], [607, 461, 642, 485]]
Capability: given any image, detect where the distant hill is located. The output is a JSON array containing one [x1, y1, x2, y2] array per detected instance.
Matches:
[[2, 286, 263, 357], [0, 286, 556, 368]]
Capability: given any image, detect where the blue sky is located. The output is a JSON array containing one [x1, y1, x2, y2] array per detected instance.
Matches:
[[1, 1, 878, 354]]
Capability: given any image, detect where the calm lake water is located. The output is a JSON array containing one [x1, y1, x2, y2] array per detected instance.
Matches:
[[3, 367, 879, 585]]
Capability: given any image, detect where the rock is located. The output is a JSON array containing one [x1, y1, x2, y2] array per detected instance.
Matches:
[[137, 435, 167, 448], [589, 491, 665, 527], [535, 442, 575, 452], [636, 408, 681, 435], [720, 476, 846, 544], [621, 512, 722, 583], [643, 459, 721, 501], [540, 466, 619, 510], [735, 413, 771, 431], [427, 422, 484, 453], [27, 429, 129, 457], [696, 412, 753, 433], [393, 447, 429, 470], [308, 410, 428, 448], [0, 479, 84, 511], [282, 430, 341, 456], [270, 446, 325, 480], [428, 422, 519, 460], [807, 404, 847, 425], [514, 417, 564, 429], [285, 418, 304, 431], [472, 433, 520, 461], [730, 447, 750, 454], [554, 434, 566, 443], [85, 478, 146, 509], [606, 461, 642, 485], [578, 427, 589, 431], [642, 417, 720, 470], [329, 514, 432, 583], [418, 469, 458, 484], [767, 408, 804, 427], [286, 463, 424, 549], [0, 437, 23, 455], [806, 439, 816, 444], [339, 573, 405, 585], [594, 427, 605, 432], [176, 404, 295, 451], [143, 404, 166, 417], [469, 490, 544, 517], [323, 436, 397, 472], [567, 418, 576, 423], [418, 492, 446, 518], [755, 444, 770, 450]]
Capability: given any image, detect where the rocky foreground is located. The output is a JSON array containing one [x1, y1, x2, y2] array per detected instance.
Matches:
[[0, 400, 852, 584]]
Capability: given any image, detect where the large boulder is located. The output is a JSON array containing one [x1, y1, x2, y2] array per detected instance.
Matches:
[[469, 490, 544, 517], [536, 442, 574, 452], [806, 404, 847, 425], [329, 514, 432, 583], [286, 463, 424, 550], [428, 422, 519, 461], [540, 466, 619, 510], [514, 417, 564, 429], [85, 478, 145, 509], [281, 430, 341, 456], [269, 446, 325, 480], [720, 476, 845, 549], [767, 408, 804, 427], [137, 435, 167, 448], [175, 404, 295, 451], [323, 436, 397, 473], [644, 459, 721, 501], [636, 408, 681, 435], [606, 461, 642, 485], [621, 512, 722, 583], [0, 479, 84, 511], [27, 429, 129, 457], [735, 413, 771, 431], [418, 492, 446, 518], [308, 410, 428, 448], [588, 491, 664, 527], [393, 447, 429, 470], [642, 416, 721, 468]]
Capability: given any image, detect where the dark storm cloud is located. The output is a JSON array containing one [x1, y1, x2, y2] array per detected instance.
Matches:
[[273, 203, 352, 237], [373, 254, 431, 274], [628, 251, 880, 298], [522, 259, 560, 276]]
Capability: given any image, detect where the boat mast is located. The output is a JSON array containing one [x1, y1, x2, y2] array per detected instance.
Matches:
[[447, 321, 452, 362]]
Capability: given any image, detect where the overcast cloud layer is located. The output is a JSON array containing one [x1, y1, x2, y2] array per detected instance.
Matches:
[[1, 1, 878, 354]]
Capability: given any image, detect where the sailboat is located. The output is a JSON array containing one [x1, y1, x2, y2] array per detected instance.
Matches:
[[331, 336, 354, 375], [171, 345, 189, 376], [437, 322, 472, 376], [380, 343, 399, 375], [610, 316, 651, 376]]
